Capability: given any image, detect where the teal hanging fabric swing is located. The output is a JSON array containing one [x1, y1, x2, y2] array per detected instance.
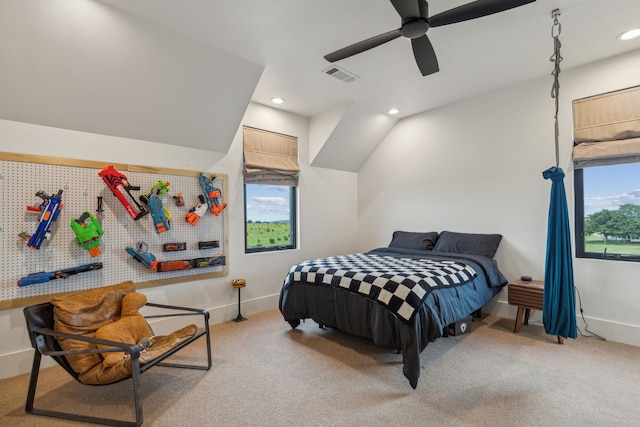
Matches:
[[542, 10, 577, 341]]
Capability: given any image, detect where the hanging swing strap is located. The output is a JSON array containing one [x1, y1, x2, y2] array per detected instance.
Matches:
[[550, 9, 562, 167]]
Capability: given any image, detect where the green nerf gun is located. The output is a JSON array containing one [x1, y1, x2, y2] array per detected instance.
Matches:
[[70, 212, 104, 257]]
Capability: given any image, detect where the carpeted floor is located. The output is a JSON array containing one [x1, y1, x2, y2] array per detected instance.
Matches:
[[1, 309, 639, 426]]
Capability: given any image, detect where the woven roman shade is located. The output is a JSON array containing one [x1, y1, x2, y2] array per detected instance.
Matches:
[[243, 126, 299, 186], [572, 85, 640, 168]]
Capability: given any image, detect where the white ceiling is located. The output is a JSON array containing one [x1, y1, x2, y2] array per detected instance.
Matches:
[[3, 1, 640, 171], [99, 0, 640, 117]]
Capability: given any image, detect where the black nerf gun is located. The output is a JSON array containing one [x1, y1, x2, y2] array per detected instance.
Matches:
[[20, 190, 64, 250], [98, 165, 149, 220], [18, 262, 103, 287]]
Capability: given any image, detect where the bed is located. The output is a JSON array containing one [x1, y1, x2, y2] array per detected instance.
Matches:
[[278, 231, 508, 388]]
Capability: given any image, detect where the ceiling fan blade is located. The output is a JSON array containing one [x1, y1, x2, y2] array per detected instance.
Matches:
[[411, 35, 439, 76], [389, 0, 422, 21], [324, 29, 402, 63], [428, 0, 536, 28]]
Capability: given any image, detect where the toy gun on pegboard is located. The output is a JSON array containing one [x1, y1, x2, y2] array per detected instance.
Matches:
[[98, 165, 149, 220], [199, 173, 227, 216], [185, 195, 208, 226], [140, 181, 171, 234], [126, 243, 225, 272], [19, 190, 64, 250], [70, 211, 104, 257], [125, 243, 158, 271], [126, 243, 191, 272], [191, 255, 225, 268], [17, 262, 103, 287]]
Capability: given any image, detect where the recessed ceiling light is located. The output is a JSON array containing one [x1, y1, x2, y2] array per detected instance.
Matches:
[[618, 28, 640, 41], [387, 108, 399, 115], [271, 97, 285, 104]]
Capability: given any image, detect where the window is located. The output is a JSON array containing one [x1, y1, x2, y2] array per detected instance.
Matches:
[[575, 163, 640, 260], [242, 126, 299, 253], [244, 184, 296, 253], [573, 85, 640, 261]]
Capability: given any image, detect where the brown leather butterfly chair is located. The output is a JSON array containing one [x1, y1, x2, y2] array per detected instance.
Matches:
[[23, 299, 211, 427]]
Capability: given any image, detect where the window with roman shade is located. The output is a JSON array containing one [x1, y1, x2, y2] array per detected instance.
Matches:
[[242, 126, 300, 186], [573, 85, 640, 262], [572, 85, 640, 168]]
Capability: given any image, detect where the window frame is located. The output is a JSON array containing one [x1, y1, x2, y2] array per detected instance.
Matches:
[[574, 166, 640, 262], [243, 183, 297, 254]]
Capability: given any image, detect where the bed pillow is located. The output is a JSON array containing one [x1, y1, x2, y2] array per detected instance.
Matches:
[[388, 231, 439, 251], [432, 231, 502, 258]]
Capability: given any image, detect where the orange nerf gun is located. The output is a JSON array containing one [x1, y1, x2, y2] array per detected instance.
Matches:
[[199, 173, 227, 216]]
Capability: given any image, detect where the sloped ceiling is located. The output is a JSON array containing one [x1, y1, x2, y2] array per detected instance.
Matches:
[[0, 0, 263, 152], [2, 1, 640, 172]]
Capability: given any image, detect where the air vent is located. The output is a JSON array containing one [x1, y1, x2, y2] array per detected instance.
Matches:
[[323, 65, 358, 83]]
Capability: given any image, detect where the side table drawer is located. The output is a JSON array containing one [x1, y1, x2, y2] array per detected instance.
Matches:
[[508, 282, 543, 310]]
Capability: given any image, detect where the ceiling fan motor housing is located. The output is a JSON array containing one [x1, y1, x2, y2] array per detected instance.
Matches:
[[402, 19, 429, 39]]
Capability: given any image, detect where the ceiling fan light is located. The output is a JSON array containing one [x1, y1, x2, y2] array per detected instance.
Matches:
[[618, 28, 640, 41]]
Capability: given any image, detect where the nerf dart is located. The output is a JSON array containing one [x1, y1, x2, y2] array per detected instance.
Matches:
[[125, 243, 158, 271], [191, 255, 226, 268], [98, 165, 149, 220], [198, 240, 219, 249], [18, 262, 103, 287], [157, 260, 192, 272], [185, 195, 208, 226], [70, 211, 104, 257], [163, 243, 186, 252], [21, 190, 64, 250], [198, 173, 227, 216]]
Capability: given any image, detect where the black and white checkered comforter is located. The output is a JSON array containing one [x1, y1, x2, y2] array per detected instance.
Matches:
[[283, 253, 477, 323]]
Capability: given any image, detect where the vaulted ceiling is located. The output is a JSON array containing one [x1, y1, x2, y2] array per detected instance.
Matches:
[[2, 0, 640, 171]]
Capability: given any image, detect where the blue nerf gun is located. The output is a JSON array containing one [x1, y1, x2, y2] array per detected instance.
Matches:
[[125, 243, 158, 270], [140, 193, 170, 234], [198, 173, 227, 216], [17, 262, 103, 287], [22, 190, 64, 250], [140, 181, 171, 234]]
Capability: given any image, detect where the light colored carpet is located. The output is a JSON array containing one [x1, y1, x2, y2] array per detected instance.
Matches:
[[1, 309, 639, 426]]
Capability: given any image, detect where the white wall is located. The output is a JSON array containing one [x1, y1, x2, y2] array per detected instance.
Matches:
[[0, 102, 359, 379], [358, 48, 640, 347]]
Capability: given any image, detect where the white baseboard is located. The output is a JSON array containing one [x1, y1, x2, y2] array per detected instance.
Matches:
[[488, 300, 640, 347]]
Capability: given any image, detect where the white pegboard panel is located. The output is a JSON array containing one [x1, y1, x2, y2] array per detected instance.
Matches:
[[0, 154, 227, 307]]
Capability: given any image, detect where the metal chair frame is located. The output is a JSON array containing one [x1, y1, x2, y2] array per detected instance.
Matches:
[[23, 301, 212, 427]]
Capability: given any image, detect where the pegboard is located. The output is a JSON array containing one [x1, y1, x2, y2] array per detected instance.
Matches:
[[0, 152, 228, 309]]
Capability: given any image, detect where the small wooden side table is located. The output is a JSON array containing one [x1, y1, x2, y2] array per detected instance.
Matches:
[[507, 279, 563, 344]]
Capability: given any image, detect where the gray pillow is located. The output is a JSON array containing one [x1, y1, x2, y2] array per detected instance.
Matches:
[[388, 231, 439, 251], [432, 231, 502, 258]]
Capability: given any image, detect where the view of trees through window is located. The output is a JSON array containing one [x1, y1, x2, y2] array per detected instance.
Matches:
[[244, 183, 296, 252], [579, 162, 640, 258]]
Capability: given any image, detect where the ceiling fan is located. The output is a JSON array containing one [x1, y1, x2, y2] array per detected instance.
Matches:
[[324, 0, 537, 76]]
